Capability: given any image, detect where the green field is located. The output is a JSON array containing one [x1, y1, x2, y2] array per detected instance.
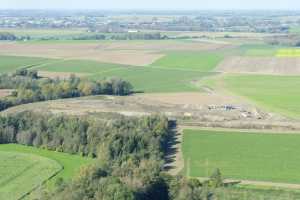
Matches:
[[91, 67, 213, 93], [0, 144, 94, 188], [150, 51, 223, 71], [183, 129, 300, 184], [34, 58, 213, 93], [0, 55, 48, 73], [34, 59, 124, 73], [289, 26, 300, 34], [0, 151, 61, 200], [239, 44, 280, 56], [222, 75, 300, 118]]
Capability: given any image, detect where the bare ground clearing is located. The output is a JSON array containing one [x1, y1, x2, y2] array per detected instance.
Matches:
[[138, 92, 239, 105], [217, 56, 300, 75], [0, 43, 163, 66], [2, 93, 295, 130], [0, 89, 13, 98], [92, 40, 230, 51]]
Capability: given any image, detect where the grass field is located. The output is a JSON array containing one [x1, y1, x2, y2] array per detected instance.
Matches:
[[276, 49, 300, 57], [34, 57, 214, 93], [0, 150, 61, 200], [222, 75, 300, 118], [34, 59, 124, 73], [91, 67, 213, 93], [239, 44, 280, 56], [0, 55, 48, 73], [289, 26, 300, 34], [183, 129, 300, 184], [150, 51, 223, 71], [0, 144, 94, 187]]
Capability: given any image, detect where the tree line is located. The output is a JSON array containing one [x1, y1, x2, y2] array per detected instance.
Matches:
[[0, 111, 216, 200], [0, 32, 31, 41], [43, 32, 166, 41], [0, 69, 133, 111]]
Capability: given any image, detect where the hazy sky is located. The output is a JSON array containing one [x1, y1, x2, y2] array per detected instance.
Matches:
[[0, 0, 298, 10]]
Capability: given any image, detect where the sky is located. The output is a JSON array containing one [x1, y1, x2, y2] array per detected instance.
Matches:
[[0, 0, 298, 10]]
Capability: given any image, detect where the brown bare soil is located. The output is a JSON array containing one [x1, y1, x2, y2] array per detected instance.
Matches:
[[0, 89, 13, 98], [0, 41, 229, 66], [217, 56, 300, 75], [0, 43, 164, 66], [95, 40, 229, 51], [1, 93, 286, 126], [138, 92, 238, 106]]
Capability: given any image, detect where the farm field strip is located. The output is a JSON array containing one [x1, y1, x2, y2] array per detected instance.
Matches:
[[221, 74, 300, 119], [26, 55, 216, 93], [0, 55, 50, 73], [0, 150, 61, 200], [216, 56, 300, 75], [90, 67, 214, 93], [150, 51, 224, 71], [238, 44, 282, 57], [0, 40, 229, 66], [183, 129, 300, 184]]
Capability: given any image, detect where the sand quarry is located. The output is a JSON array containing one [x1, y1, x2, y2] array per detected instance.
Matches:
[[4, 92, 299, 131]]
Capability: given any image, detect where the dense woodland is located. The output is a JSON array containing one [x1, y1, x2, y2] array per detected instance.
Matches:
[[0, 111, 218, 200], [0, 69, 132, 111]]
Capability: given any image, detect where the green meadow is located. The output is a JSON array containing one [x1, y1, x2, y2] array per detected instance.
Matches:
[[183, 129, 300, 184], [0, 55, 48, 73], [34, 59, 124, 73], [0, 144, 94, 188], [223, 75, 300, 118], [91, 67, 213, 93], [151, 51, 223, 71], [34, 57, 214, 93], [0, 150, 61, 200], [239, 44, 280, 56]]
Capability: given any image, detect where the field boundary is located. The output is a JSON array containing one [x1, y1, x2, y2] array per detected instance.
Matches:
[[197, 177, 300, 190], [179, 126, 300, 134]]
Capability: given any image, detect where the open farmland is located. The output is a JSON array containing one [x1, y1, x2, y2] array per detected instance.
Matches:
[[150, 51, 223, 71], [0, 144, 93, 187], [221, 75, 300, 119], [90, 67, 214, 93], [32, 57, 215, 93], [0, 40, 229, 66], [239, 44, 280, 56], [183, 129, 300, 184], [34, 59, 124, 73], [0, 150, 61, 200], [0, 55, 48, 73], [216, 56, 300, 75]]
